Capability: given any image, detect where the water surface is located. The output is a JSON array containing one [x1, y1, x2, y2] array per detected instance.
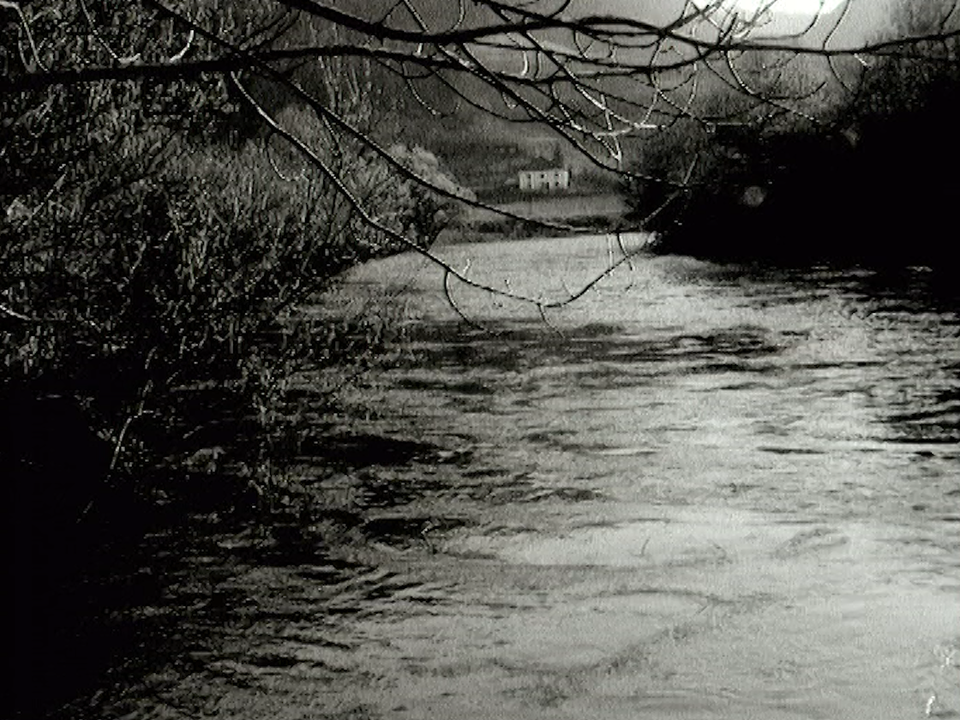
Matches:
[[332, 234, 960, 720], [81, 235, 960, 720]]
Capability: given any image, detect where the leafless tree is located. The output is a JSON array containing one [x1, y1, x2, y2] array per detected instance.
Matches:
[[4, 1, 958, 305], [2, 0, 958, 475]]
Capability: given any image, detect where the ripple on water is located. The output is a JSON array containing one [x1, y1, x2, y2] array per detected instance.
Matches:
[[74, 240, 959, 720]]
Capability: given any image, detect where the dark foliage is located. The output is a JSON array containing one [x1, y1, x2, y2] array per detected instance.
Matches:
[[624, 1, 960, 267]]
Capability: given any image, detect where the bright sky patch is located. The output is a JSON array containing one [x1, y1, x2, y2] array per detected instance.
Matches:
[[695, 0, 847, 17]]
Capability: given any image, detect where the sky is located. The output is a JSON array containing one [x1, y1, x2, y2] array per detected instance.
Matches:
[[696, 0, 847, 16], [574, 0, 893, 45], [698, 0, 893, 42]]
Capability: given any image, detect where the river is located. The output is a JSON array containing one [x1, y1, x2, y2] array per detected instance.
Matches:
[[67, 234, 959, 720]]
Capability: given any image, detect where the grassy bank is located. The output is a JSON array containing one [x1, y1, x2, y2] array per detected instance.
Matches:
[[451, 192, 631, 243], [1, 10, 467, 714]]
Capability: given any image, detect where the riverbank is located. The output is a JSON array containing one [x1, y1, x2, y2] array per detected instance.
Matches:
[[448, 192, 631, 243]]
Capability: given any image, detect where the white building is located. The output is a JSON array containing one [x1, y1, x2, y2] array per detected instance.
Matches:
[[518, 166, 570, 192]]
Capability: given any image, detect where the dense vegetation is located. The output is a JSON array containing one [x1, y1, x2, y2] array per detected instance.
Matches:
[[1, 3, 471, 509], [623, 0, 960, 267], [2, 7, 471, 711]]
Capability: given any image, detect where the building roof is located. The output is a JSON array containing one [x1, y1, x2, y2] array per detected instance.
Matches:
[[518, 156, 567, 172]]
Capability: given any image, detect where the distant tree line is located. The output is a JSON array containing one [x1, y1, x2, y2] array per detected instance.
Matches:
[[623, 0, 960, 266]]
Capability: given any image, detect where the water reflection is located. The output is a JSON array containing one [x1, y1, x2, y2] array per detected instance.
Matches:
[[686, 262, 960, 446]]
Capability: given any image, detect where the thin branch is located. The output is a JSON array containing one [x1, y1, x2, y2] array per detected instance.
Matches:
[[0, 300, 41, 322], [230, 70, 666, 315], [0, 0, 47, 71]]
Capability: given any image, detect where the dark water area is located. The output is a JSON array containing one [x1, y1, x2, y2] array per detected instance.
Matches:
[[21, 235, 959, 720]]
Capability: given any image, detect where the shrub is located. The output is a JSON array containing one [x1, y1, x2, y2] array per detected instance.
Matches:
[[623, 8, 960, 267], [1, 50, 467, 508]]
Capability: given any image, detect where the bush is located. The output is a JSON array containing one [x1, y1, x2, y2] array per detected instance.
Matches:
[[623, 9, 960, 267], [626, 120, 865, 263], [1, 17, 468, 507]]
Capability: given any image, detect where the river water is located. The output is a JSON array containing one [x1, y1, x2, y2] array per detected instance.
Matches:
[[77, 235, 959, 720]]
